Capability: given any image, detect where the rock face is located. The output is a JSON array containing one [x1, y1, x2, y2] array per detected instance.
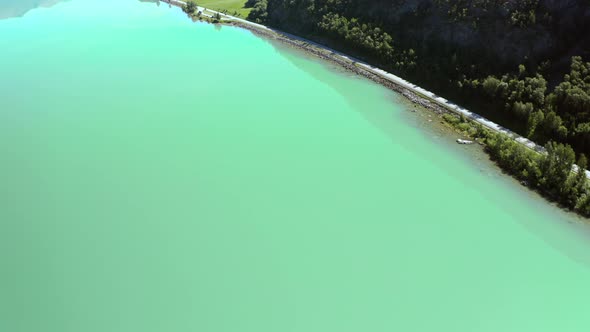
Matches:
[[265, 0, 590, 77], [404, 0, 590, 67]]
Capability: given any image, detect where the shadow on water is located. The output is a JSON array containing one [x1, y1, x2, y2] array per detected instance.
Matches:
[[138, 0, 164, 5], [259, 36, 590, 267], [0, 0, 70, 19], [269, 42, 403, 140]]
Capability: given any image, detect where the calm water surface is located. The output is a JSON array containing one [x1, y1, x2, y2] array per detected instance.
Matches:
[[1, 1, 590, 331]]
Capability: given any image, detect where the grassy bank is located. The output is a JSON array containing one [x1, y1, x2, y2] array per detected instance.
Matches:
[[198, 0, 250, 18]]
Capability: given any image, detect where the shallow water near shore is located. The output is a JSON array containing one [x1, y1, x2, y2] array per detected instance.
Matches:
[[2, 1, 590, 331]]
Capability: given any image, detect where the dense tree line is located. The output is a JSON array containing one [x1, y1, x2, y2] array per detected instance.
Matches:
[[245, 0, 267, 23], [472, 57, 590, 154], [445, 115, 590, 217], [486, 133, 590, 216], [318, 13, 395, 62]]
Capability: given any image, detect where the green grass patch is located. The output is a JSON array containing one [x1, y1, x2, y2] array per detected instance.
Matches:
[[442, 113, 461, 125], [198, 0, 251, 18]]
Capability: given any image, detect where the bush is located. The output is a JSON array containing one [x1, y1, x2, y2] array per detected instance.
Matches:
[[443, 113, 460, 125], [183, 1, 197, 14]]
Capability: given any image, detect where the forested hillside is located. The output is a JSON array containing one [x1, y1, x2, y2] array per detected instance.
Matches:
[[248, 0, 590, 156]]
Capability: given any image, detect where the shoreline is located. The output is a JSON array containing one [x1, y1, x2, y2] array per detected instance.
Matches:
[[161, 0, 590, 219], [162, 0, 544, 148], [231, 21, 588, 219], [161, 1, 580, 160], [160, 1, 551, 154], [229, 22, 449, 114], [170, 0, 544, 147]]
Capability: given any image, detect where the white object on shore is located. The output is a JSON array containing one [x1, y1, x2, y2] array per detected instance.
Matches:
[[457, 139, 474, 145]]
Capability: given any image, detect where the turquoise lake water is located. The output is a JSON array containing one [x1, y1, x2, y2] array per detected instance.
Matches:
[[1, 0, 590, 331]]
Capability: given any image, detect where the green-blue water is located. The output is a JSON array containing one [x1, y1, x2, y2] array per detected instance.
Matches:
[[1, 1, 590, 331]]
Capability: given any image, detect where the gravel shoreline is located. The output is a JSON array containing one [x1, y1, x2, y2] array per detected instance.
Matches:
[[230, 21, 449, 116]]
